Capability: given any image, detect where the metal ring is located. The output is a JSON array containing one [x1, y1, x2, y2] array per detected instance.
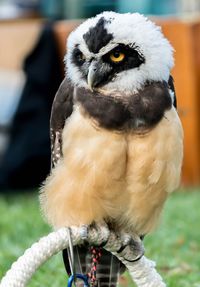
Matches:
[[67, 274, 89, 287]]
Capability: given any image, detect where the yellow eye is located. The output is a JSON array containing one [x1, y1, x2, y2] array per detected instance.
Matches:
[[110, 51, 125, 63]]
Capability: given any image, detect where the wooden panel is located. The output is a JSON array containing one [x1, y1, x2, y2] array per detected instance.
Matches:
[[0, 19, 42, 70], [156, 19, 200, 185]]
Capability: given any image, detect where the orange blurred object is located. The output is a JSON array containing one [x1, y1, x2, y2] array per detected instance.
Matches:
[[157, 17, 200, 186]]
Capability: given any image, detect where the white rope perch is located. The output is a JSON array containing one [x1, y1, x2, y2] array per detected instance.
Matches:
[[0, 227, 166, 287], [113, 253, 166, 286]]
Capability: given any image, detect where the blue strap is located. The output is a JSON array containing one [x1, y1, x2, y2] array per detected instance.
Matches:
[[67, 274, 90, 287]]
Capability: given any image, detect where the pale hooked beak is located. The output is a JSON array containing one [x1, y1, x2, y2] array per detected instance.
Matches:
[[87, 61, 97, 91]]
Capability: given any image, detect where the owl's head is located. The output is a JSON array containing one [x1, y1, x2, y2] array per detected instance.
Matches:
[[66, 11, 174, 93]]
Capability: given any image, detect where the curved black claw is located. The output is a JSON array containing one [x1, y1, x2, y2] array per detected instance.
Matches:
[[117, 235, 145, 262]]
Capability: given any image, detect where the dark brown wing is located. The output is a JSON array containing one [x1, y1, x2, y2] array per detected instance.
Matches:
[[168, 75, 177, 109], [50, 77, 74, 168]]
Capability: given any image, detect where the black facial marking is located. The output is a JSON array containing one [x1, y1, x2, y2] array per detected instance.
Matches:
[[103, 44, 145, 73], [71, 46, 86, 67], [75, 81, 172, 131], [83, 17, 113, 53], [80, 44, 145, 89]]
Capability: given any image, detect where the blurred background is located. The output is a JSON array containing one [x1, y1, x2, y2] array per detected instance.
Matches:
[[0, 1, 200, 286]]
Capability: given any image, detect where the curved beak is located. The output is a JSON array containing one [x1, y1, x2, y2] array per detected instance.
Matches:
[[87, 61, 97, 91], [87, 59, 112, 90]]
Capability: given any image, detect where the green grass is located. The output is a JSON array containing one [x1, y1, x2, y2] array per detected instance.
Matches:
[[0, 190, 200, 286]]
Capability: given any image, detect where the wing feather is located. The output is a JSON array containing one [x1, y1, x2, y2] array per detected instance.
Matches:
[[168, 75, 177, 108], [50, 77, 74, 168]]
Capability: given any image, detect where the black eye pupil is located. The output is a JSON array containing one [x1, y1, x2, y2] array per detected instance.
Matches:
[[113, 51, 120, 58], [75, 50, 85, 62], [72, 48, 86, 67]]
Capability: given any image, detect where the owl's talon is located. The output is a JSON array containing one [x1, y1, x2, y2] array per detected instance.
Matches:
[[114, 231, 144, 262], [119, 232, 132, 247], [87, 221, 110, 246]]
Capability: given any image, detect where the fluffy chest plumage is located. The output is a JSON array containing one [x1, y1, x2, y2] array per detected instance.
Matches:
[[45, 105, 182, 235]]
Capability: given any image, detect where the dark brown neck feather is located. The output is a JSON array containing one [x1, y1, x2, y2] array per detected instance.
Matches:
[[75, 81, 172, 131]]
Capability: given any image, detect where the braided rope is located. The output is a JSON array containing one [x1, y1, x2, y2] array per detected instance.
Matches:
[[0, 227, 166, 287], [113, 253, 166, 287]]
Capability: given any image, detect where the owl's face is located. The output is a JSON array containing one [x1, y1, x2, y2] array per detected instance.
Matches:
[[66, 12, 174, 93]]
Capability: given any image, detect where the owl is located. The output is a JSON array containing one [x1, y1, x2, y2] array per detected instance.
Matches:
[[40, 12, 183, 286]]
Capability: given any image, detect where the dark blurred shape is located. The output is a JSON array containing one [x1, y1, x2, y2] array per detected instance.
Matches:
[[0, 23, 63, 191]]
